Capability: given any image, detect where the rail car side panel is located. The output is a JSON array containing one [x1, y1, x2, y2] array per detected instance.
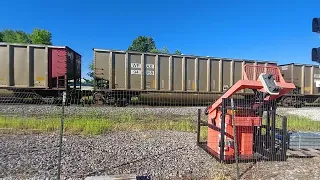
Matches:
[[304, 66, 312, 95], [222, 60, 232, 92], [13, 46, 29, 87], [159, 55, 169, 90], [114, 52, 126, 89], [173, 57, 183, 91], [279, 63, 320, 95], [93, 49, 277, 95], [0, 45, 10, 86], [210, 59, 220, 92], [129, 53, 142, 90], [0, 44, 50, 88], [314, 67, 320, 94], [0, 43, 81, 90], [94, 50, 110, 88], [198, 58, 208, 92], [32, 46, 48, 88], [185, 57, 195, 91], [145, 54, 156, 90]]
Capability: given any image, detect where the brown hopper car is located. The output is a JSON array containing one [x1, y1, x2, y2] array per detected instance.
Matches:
[[279, 63, 320, 106], [0, 42, 81, 102], [93, 48, 278, 106]]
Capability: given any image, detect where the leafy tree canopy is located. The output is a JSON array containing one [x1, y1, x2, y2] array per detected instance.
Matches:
[[29, 28, 52, 45], [0, 28, 52, 45], [127, 35, 182, 55], [128, 36, 156, 52]]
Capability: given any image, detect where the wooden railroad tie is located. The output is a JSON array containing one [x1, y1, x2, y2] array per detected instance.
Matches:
[[286, 148, 320, 158]]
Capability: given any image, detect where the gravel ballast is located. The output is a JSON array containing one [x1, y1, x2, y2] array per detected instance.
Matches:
[[0, 131, 230, 180], [1, 131, 320, 180], [0, 105, 207, 117], [1, 104, 320, 120]]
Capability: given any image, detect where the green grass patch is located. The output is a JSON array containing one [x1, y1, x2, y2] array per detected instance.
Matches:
[[0, 113, 199, 136], [1, 113, 319, 138], [261, 114, 320, 132], [281, 115, 320, 132]]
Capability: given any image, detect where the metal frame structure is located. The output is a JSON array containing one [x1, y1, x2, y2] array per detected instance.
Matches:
[[197, 101, 289, 163], [197, 64, 296, 163]]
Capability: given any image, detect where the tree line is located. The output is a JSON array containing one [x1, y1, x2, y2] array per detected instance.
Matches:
[[0, 28, 52, 45]]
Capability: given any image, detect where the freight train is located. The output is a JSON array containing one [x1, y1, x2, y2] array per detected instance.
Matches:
[[0, 42, 319, 107]]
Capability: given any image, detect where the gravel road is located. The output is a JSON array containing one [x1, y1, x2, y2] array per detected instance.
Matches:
[[1, 130, 320, 180]]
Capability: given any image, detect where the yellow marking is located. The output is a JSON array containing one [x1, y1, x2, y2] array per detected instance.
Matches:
[[304, 87, 310, 92], [152, 80, 155, 89], [36, 76, 45, 81], [0, 78, 4, 81], [192, 81, 195, 90]]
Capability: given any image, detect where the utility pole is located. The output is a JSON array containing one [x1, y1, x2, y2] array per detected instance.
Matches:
[[312, 18, 320, 88], [312, 18, 320, 64]]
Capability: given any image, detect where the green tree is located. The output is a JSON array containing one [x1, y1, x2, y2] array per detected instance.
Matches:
[[174, 50, 182, 55], [128, 36, 156, 52], [0, 28, 53, 45], [1, 29, 30, 43], [157, 46, 170, 54], [87, 60, 94, 80], [15, 30, 31, 43], [29, 28, 52, 45], [127, 35, 183, 55]]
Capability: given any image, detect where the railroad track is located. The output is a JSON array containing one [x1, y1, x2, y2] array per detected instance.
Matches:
[[287, 148, 320, 157]]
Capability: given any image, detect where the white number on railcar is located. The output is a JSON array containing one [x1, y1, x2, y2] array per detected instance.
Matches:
[[131, 63, 141, 69], [131, 70, 141, 75], [146, 64, 154, 69], [146, 70, 155, 76]]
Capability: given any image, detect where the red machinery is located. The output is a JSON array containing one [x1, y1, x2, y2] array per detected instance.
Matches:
[[197, 64, 296, 163]]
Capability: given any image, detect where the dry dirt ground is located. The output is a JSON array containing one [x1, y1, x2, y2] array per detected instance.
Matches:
[[1, 131, 320, 180]]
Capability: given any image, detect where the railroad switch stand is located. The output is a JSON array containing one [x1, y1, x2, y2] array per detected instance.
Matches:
[[197, 64, 296, 163]]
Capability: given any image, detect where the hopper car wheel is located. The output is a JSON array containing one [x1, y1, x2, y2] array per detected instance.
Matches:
[[93, 92, 105, 105], [281, 97, 292, 107], [114, 97, 129, 107]]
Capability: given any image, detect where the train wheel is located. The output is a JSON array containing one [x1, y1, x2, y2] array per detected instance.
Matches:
[[281, 97, 292, 107], [114, 97, 129, 107]]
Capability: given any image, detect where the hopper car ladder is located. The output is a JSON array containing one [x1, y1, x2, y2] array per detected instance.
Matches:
[[197, 64, 296, 163]]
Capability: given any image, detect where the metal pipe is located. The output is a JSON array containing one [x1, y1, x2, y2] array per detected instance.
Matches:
[[220, 98, 227, 162], [281, 116, 288, 159], [271, 101, 277, 156], [57, 91, 66, 180], [197, 109, 201, 145], [231, 98, 240, 180]]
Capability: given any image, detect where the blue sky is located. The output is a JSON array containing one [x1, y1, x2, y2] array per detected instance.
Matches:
[[1, 0, 320, 78]]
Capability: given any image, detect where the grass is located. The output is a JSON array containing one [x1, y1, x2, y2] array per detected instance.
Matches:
[[265, 115, 320, 132], [0, 113, 197, 136], [0, 112, 319, 137], [283, 115, 320, 132]]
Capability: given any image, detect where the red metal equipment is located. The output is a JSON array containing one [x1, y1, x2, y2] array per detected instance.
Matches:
[[197, 64, 296, 163]]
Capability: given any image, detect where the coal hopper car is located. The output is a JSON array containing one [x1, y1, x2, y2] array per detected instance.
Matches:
[[92, 48, 277, 106], [0, 42, 82, 104], [279, 63, 320, 107]]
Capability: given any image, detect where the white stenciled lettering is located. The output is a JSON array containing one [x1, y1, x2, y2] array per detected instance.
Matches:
[[146, 70, 154, 76], [146, 64, 154, 69], [131, 70, 141, 75], [131, 63, 141, 69]]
